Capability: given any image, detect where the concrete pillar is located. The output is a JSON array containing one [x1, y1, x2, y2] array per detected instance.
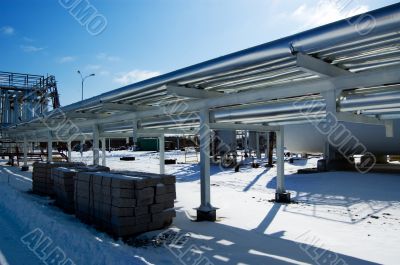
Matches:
[[93, 125, 100, 165], [21, 136, 29, 171], [197, 109, 216, 221], [67, 141, 72, 162], [101, 137, 106, 166], [275, 127, 290, 202], [47, 131, 53, 162], [159, 134, 165, 174]]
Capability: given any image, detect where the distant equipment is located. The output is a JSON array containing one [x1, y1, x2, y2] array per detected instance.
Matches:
[[0, 71, 60, 126]]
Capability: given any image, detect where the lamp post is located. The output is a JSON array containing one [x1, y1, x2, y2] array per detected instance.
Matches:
[[77, 70, 95, 101]]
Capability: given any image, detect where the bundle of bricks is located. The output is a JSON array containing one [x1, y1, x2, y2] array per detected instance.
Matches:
[[75, 170, 176, 237], [32, 162, 85, 196], [52, 165, 110, 213]]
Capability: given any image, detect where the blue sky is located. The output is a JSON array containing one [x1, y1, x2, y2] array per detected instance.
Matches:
[[0, 0, 398, 105]]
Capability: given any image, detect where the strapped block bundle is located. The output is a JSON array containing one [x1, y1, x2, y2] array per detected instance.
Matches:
[[52, 165, 110, 212], [74, 171, 176, 237], [32, 162, 85, 196]]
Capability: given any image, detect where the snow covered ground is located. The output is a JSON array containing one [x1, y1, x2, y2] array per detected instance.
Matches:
[[0, 150, 399, 265]]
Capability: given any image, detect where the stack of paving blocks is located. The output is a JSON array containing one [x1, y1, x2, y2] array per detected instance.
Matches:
[[32, 162, 85, 196], [74, 171, 176, 237], [52, 165, 110, 212]]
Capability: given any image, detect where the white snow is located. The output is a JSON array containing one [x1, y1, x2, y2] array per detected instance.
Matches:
[[0, 151, 399, 265]]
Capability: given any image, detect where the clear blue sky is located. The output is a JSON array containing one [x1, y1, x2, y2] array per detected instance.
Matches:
[[0, 0, 397, 105]]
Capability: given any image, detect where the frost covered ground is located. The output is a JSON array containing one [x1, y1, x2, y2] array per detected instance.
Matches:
[[0, 150, 399, 265]]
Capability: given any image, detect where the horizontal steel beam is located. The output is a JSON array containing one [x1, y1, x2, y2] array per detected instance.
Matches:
[[296, 53, 352, 77], [209, 123, 279, 131], [166, 85, 223, 99]]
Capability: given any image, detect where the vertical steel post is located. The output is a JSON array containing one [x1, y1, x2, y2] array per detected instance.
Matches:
[[159, 134, 165, 174], [101, 137, 106, 166], [264, 132, 269, 159], [23, 137, 28, 166], [80, 139, 84, 159], [47, 131, 53, 162], [197, 108, 216, 221], [275, 127, 291, 202], [67, 141, 72, 162], [21, 136, 29, 171], [93, 125, 100, 165], [256, 132, 261, 159], [132, 119, 138, 150]]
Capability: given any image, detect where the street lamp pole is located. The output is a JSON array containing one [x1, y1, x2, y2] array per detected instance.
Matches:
[[77, 70, 95, 101]]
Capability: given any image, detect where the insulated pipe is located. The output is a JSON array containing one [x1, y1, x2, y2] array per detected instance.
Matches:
[[192, 59, 297, 87], [37, 3, 400, 116], [214, 98, 325, 120], [340, 99, 400, 112], [341, 91, 400, 104]]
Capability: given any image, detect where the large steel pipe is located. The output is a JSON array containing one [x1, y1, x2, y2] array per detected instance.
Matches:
[[43, 3, 400, 116]]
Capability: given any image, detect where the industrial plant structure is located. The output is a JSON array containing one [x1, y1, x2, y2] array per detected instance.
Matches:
[[1, 3, 400, 221]]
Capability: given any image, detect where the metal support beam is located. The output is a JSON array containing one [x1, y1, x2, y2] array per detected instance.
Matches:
[[209, 123, 279, 132], [132, 119, 138, 143], [67, 141, 72, 162], [47, 131, 53, 162], [166, 85, 223, 99], [244, 130, 248, 155], [264, 132, 269, 159], [275, 127, 291, 203], [21, 136, 29, 171], [296, 53, 352, 77], [159, 134, 165, 174], [101, 137, 106, 166], [322, 90, 388, 127], [67, 112, 101, 119], [80, 139, 84, 159], [93, 124, 100, 165], [101, 102, 137, 111], [197, 108, 216, 221], [256, 132, 261, 159], [385, 120, 394, 138]]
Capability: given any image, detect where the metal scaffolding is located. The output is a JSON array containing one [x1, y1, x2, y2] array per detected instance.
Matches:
[[0, 71, 60, 126]]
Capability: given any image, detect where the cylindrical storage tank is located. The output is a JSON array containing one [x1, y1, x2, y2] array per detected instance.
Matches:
[[284, 120, 400, 155]]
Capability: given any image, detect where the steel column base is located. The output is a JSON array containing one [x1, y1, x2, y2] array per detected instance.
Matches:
[[21, 166, 29, 171], [196, 208, 217, 222], [275, 192, 291, 203]]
